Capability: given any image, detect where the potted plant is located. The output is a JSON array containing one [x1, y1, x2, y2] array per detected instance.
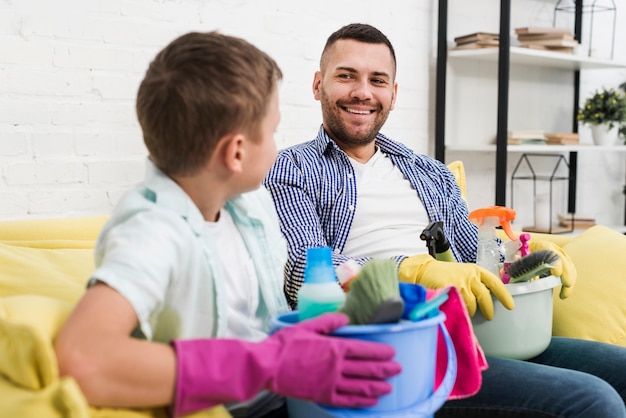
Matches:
[[578, 87, 626, 145]]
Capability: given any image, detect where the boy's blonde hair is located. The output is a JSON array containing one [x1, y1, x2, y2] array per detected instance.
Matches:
[[136, 31, 283, 177]]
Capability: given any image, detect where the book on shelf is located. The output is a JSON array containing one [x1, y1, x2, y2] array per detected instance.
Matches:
[[521, 225, 573, 234], [520, 44, 574, 54], [507, 130, 546, 145], [557, 213, 596, 229], [517, 33, 574, 42], [454, 32, 499, 45], [451, 39, 499, 50], [515, 26, 572, 35], [545, 132, 580, 145], [518, 38, 579, 48]]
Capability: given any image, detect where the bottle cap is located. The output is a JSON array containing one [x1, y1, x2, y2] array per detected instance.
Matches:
[[304, 246, 336, 284]]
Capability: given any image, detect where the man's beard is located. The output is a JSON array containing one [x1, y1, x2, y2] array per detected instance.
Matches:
[[319, 88, 390, 147]]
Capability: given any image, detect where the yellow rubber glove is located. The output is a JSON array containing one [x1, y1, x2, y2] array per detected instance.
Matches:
[[528, 240, 577, 299], [398, 254, 514, 320]]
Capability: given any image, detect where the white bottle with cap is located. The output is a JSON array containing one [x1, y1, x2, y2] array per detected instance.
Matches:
[[297, 246, 346, 321]]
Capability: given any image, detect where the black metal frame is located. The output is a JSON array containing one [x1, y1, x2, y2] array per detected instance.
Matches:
[[510, 153, 574, 234], [554, 0, 616, 59], [435, 0, 583, 212]]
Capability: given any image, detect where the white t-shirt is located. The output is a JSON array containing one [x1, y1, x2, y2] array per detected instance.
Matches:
[[205, 209, 265, 341], [343, 148, 430, 259]]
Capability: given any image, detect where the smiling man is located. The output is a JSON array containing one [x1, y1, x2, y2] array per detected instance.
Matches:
[[264, 23, 626, 418], [314, 33, 397, 160], [264, 23, 511, 316]]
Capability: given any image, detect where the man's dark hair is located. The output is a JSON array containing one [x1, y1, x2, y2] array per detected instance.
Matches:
[[320, 23, 396, 74]]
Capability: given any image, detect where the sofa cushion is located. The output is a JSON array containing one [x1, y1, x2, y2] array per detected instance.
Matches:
[[0, 241, 94, 304], [0, 295, 72, 389], [552, 225, 626, 346], [0, 216, 107, 242]]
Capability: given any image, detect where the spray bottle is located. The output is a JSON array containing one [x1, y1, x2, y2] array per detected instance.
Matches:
[[420, 221, 455, 262], [468, 206, 517, 278], [297, 246, 346, 321]]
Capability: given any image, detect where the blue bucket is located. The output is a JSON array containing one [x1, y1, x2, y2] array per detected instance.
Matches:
[[270, 311, 457, 418]]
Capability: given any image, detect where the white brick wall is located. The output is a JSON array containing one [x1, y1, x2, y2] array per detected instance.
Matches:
[[0, 0, 432, 219], [1, 0, 624, 228]]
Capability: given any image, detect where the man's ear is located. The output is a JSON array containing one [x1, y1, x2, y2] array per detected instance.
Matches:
[[312, 71, 322, 101], [390, 81, 398, 111], [219, 133, 246, 174]]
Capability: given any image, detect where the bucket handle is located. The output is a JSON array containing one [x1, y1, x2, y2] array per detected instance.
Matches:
[[409, 322, 458, 416]]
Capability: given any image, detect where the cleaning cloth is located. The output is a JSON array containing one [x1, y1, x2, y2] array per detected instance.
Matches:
[[431, 286, 488, 400]]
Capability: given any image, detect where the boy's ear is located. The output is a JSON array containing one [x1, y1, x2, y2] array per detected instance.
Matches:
[[220, 133, 246, 173]]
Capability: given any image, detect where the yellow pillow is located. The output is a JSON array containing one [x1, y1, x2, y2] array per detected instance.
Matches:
[[447, 160, 467, 203], [0, 241, 94, 304], [552, 225, 626, 346]]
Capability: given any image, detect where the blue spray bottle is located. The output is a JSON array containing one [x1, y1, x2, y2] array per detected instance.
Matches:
[[297, 246, 346, 321]]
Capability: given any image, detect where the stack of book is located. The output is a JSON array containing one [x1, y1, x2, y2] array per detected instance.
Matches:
[[558, 213, 596, 230], [507, 130, 546, 145], [515, 27, 579, 54], [452, 32, 499, 50], [545, 132, 580, 145]]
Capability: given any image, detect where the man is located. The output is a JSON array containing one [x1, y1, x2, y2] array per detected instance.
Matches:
[[54, 31, 401, 418], [264, 23, 626, 417]]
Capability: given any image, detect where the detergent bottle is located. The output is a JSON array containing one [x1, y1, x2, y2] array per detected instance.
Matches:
[[297, 246, 346, 321], [468, 206, 518, 278]]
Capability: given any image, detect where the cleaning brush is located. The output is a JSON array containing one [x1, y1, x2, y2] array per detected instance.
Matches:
[[339, 259, 404, 325], [506, 250, 560, 284]]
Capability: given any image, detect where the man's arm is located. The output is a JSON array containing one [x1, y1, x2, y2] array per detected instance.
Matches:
[[264, 151, 372, 306], [54, 283, 177, 408]]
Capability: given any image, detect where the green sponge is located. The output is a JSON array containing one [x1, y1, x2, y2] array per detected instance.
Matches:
[[339, 259, 404, 325]]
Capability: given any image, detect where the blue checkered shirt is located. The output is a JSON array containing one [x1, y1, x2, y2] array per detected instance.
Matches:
[[264, 126, 478, 307]]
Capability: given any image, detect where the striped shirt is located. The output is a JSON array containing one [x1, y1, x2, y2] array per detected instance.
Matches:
[[264, 126, 478, 307]]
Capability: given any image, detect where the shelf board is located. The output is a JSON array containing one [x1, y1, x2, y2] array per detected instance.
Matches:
[[448, 46, 626, 70], [447, 144, 626, 153]]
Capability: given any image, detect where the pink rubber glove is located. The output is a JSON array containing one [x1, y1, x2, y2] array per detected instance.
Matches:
[[171, 313, 401, 417]]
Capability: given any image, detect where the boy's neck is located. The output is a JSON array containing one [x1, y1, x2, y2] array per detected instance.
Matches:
[[174, 173, 229, 222]]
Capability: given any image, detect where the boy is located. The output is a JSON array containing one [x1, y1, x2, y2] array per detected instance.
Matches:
[[54, 31, 400, 418]]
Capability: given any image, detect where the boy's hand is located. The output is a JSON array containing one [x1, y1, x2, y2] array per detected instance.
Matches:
[[172, 313, 401, 417], [399, 254, 514, 320]]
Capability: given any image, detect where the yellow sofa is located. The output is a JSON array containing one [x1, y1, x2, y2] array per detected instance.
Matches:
[[1, 162, 625, 415]]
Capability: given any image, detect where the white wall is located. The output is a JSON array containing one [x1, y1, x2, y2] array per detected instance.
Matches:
[[0, 0, 433, 219], [1, 0, 625, 229]]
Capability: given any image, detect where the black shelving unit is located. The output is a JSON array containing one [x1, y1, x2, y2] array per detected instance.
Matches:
[[434, 0, 583, 213]]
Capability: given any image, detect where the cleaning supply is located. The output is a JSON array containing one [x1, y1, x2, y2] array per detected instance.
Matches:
[[506, 249, 559, 283], [408, 287, 450, 321], [271, 310, 456, 416], [468, 206, 518, 277], [471, 275, 561, 360], [339, 259, 404, 325], [297, 247, 346, 321], [420, 221, 455, 262], [335, 259, 362, 292], [501, 233, 531, 284]]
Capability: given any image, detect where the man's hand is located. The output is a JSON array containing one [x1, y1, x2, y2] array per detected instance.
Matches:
[[529, 240, 577, 299], [399, 254, 514, 320]]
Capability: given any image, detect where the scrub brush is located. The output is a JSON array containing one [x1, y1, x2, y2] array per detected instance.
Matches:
[[339, 259, 404, 325], [506, 250, 560, 284]]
